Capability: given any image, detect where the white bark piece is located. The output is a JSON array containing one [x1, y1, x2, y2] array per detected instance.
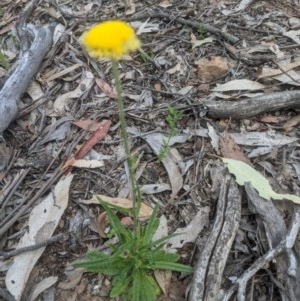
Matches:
[[0, 24, 55, 133]]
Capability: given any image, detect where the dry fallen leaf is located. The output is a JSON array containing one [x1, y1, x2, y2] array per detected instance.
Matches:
[[257, 59, 300, 87], [154, 82, 161, 91], [154, 270, 172, 295], [74, 120, 111, 160], [6, 175, 74, 300], [229, 131, 299, 147], [143, 133, 184, 199], [152, 214, 172, 295], [95, 78, 116, 99], [53, 70, 94, 115], [222, 158, 300, 204], [260, 115, 279, 124], [195, 56, 229, 82], [30, 276, 58, 301], [125, 0, 136, 15], [212, 79, 266, 92], [81, 194, 153, 219], [158, 0, 172, 8], [70, 159, 104, 169], [283, 114, 300, 132], [220, 130, 251, 164], [63, 120, 111, 172], [97, 211, 109, 238], [190, 33, 215, 49], [72, 119, 109, 132], [167, 62, 183, 75], [58, 268, 84, 290], [167, 207, 210, 252]]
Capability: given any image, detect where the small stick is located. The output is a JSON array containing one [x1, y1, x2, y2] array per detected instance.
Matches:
[[146, 10, 240, 44], [0, 233, 64, 259]]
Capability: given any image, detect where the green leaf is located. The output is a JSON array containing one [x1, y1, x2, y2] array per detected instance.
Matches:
[[74, 254, 127, 275], [146, 250, 180, 263], [86, 250, 110, 260], [132, 269, 142, 301], [142, 205, 159, 245], [140, 273, 160, 301], [100, 200, 133, 243], [110, 271, 132, 297], [152, 261, 194, 273], [146, 232, 180, 251], [222, 158, 300, 204], [75, 195, 194, 301]]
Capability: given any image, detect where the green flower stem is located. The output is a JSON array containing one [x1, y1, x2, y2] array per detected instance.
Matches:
[[112, 60, 138, 237]]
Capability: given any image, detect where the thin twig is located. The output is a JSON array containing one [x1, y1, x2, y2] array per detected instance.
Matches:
[[144, 10, 240, 44], [0, 167, 64, 236], [0, 233, 64, 259]]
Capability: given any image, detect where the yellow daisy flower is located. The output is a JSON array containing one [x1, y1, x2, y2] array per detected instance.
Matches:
[[81, 20, 140, 60]]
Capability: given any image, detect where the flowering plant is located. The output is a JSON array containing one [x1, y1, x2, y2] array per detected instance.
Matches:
[[74, 20, 193, 301]]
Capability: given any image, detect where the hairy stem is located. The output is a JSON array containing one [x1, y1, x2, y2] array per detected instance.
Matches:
[[112, 60, 138, 238]]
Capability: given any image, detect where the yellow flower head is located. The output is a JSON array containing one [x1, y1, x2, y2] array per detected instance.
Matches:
[[81, 20, 140, 60]]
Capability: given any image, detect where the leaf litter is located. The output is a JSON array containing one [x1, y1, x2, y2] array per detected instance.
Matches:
[[0, 0, 300, 301]]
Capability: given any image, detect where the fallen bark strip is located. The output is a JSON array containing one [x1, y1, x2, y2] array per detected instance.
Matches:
[[202, 90, 300, 119], [189, 166, 241, 301], [223, 206, 300, 301], [0, 1, 55, 133], [244, 184, 300, 301]]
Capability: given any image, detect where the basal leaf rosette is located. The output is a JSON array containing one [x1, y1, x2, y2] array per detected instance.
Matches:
[[81, 20, 140, 60]]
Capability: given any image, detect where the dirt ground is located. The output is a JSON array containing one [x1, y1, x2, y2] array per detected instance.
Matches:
[[1, 0, 300, 300]]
